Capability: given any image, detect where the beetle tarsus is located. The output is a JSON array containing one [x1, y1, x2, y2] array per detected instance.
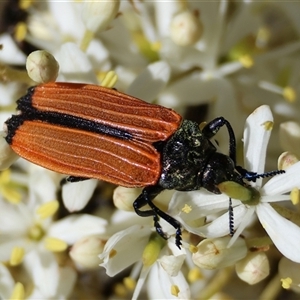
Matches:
[[133, 186, 182, 248], [228, 198, 234, 236]]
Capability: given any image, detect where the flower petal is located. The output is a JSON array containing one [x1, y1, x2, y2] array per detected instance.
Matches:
[[62, 179, 98, 212], [198, 204, 248, 238], [99, 225, 151, 277], [48, 214, 107, 244], [24, 249, 59, 298], [127, 60, 170, 102], [243, 105, 273, 176], [0, 263, 14, 299], [147, 263, 190, 299], [262, 161, 300, 195], [257, 203, 300, 263]]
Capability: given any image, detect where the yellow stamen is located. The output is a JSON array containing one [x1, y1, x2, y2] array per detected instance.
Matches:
[[283, 86, 296, 103], [239, 54, 254, 68], [142, 234, 164, 267], [109, 249, 117, 258], [44, 237, 68, 252], [290, 188, 300, 205], [132, 31, 159, 62], [0, 170, 22, 204], [281, 277, 292, 289], [150, 41, 161, 52], [181, 204, 192, 213], [19, 0, 34, 10], [10, 247, 25, 266], [14, 22, 27, 43], [123, 277, 136, 291], [114, 283, 127, 297], [9, 282, 25, 300], [101, 71, 118, 88], [36, 200, 59, 219], [189, 244, 198, 254], [263, 121, 273, 131], [171, 285, 180, 297], [80, 30, 94, 52], [188, 267, 203, 283]]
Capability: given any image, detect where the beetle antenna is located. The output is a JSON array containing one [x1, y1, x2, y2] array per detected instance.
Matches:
[[235, 166, 285, 182], [228, 198, 234, 236]]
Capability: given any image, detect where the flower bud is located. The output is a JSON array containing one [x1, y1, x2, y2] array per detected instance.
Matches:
[[278, 152, 299, 170], [192, 236, 247, 269], [26, 50, 59, 83], [170, 10, 203, 46], [113, 186, 141, 212], [70, 236, 105, 269], [82, 0, 120, 33], [236, 252, 269, 284]]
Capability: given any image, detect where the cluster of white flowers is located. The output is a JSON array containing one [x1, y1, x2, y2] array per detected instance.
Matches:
[[0, 1, 300, 299]]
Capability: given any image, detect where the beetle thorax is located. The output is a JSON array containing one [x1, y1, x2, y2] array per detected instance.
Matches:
[[158, 120, 217, 191]]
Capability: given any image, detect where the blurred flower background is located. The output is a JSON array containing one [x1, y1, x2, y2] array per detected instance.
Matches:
[[0, 0, 300, 299]]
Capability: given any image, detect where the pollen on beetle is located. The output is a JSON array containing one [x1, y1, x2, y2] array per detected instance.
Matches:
[[281, 277, 293, 289], [10, 246, 25, 266], [9, 282, 25, 300]]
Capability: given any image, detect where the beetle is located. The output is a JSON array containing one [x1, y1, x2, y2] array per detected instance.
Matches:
[[4, 82, 284, 248]]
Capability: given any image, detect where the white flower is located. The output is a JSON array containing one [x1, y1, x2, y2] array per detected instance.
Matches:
[[0, 166, 107, 297], [170, 105, 300, 263], [99, 222, 189, 300]]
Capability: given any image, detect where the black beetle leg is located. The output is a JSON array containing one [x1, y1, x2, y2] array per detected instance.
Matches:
[[202, 117, 237, 166], [133, 186, 182, 248], [60, 176, 90, 186]]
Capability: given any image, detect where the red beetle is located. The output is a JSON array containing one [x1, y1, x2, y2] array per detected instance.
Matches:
[[5, 82, 283, 248]]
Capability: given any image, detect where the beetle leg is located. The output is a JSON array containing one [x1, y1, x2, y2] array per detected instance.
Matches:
[[202, 117, 237, 165], [60, 176, 90, 185], [133, 186, 182, 248]]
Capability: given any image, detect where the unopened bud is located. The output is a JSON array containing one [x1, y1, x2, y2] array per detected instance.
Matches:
[[192, 236, 247, 269], [26, 50, 59, 83], [236, 252, 269, 284], [70, 236, 106, 269], [170, 10, 203, 46], [278, 152, 299, 170], [113, 186, 141, 212]]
